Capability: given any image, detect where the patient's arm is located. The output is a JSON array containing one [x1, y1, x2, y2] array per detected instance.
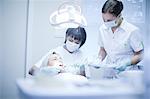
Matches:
[[29, 65, 39, 76]]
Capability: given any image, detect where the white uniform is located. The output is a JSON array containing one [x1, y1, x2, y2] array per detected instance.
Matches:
[[98, 20, 144, 65], [34, 45, 86, 75]]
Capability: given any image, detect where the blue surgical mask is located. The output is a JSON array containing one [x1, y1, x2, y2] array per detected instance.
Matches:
[[66, 40, 80, 52]]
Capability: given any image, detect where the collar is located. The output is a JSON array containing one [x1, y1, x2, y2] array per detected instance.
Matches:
[[119, 19, 128, 32]]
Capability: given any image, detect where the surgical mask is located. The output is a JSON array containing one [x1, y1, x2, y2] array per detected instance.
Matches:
[[104, 19, 117, 28], [66, 40, 80, 52]]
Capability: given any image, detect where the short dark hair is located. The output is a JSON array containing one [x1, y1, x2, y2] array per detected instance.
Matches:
[[102, 0, 123, 17], [64, 27, 87, 48]]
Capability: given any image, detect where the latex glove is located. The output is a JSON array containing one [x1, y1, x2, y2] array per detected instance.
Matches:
[[115, 58, 131, 73]]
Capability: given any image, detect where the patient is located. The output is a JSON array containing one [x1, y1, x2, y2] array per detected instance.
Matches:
[[47, 52, 64, 67], [35, 52, 88, 82], [28, 52, 89, 86], [29, 51, 86, 78], [29, 52, 65, 76], [38, 52, 65, 75]]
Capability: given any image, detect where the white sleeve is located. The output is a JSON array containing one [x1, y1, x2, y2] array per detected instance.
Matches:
[[34, 53, 49, 68], [98, 29, 104, 47], [129, 29, 144, 52], [34, 50, 54, 68]]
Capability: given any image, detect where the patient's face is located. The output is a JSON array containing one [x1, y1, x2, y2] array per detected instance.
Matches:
[[47, 53, 63, 67]]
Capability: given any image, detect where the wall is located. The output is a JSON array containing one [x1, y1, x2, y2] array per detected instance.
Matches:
[[0, 0, 2, 98], [144, 0, 150, 98], [81, 0, 106, 55], [2, 0, 28, 99]]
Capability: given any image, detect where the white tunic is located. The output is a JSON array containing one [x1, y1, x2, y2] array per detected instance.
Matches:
[[98, 20, 144, 65]]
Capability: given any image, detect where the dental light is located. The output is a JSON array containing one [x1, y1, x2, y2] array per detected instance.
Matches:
[[49, 2, 87, 29]]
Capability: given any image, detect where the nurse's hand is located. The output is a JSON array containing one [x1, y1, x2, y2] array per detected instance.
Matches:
[[115, 58, 132, 73], [115, 65, 127, 73]]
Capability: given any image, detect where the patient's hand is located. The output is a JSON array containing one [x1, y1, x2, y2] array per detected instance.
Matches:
[[29, 66, 40, 76]]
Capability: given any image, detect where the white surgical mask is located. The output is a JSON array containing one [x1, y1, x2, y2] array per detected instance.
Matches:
[[104, 19, 117, 28], [66, 40, 80, 53]]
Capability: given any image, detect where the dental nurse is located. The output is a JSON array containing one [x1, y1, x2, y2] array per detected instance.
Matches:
[[29, 27, 86, 76], [98, 0, 144, 72]]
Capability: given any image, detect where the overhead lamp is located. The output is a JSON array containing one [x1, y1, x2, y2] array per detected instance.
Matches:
[[49, 2, 87, 29]]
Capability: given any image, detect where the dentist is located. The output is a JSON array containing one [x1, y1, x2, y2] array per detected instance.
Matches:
[[29, 26, 86, 76], [98, 0, 144, 72]]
